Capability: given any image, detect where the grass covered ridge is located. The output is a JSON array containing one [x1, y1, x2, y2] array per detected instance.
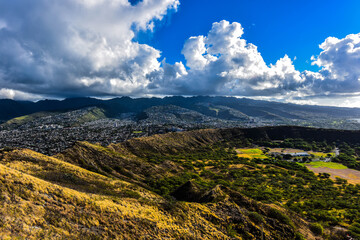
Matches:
[[4, 112, 56, 126]]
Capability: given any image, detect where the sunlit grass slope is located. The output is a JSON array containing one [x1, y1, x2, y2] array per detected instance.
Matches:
[[0, 162, 235, 239], [0, 148, 236, 239]]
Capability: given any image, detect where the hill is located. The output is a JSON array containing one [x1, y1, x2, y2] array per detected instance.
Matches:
[[3, 126, 360, 238], [0, 144, 316, 239]]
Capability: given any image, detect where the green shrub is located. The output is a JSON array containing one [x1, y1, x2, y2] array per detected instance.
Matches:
[[295, 232, 305, 240], [248, 212, 264, 224], [120, 190, 141, 199], [226, 224, 237, 237], [349, 222, 360, 239], [309, 223, 323, 236], [267, 208, 294, 227]]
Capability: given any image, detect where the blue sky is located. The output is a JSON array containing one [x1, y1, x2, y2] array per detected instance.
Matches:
[[141, 0, 360, 72], [0, 0, 360, 107]]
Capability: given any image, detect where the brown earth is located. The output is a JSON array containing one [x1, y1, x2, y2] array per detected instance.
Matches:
[[308, 166, 360, 184]]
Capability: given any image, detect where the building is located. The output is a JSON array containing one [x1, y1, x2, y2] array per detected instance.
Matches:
[[290, 152, 310, 157]]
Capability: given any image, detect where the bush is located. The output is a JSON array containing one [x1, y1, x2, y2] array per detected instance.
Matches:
[[120, 190, 141, 199], [349, 222, 360, 239], [267, 208, 294, 228], [248, 212, 264, 224], [295, 232, 305, 240], [309, 223, 323, 236]]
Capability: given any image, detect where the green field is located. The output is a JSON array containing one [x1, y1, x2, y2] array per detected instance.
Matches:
[[133, 131, 143, 134], [309, 151, 335, 158], [300, 161, 348, 169], [236, 148, 268, 159]]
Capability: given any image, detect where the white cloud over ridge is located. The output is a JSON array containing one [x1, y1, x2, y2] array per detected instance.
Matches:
[[0, 1, 360, 106]]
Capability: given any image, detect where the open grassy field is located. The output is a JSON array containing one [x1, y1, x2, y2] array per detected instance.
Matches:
[[236, 148, 268, 159], [308, 151, 335, 158], [301, 162, 348, 169]]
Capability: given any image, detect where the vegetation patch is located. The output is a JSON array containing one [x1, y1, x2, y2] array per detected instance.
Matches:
[[4, 112, 57, 127], [236, 148, 268, 159], [309, 151, 335, 158], [133, 131, 143, 134], [77, 107, 106, 124], [302, 162, 348, 169], [209, 107, 220, 115], [309, 222, 324, 236]]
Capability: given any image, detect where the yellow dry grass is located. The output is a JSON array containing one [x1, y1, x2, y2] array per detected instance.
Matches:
[[0, 148, 232, 239]]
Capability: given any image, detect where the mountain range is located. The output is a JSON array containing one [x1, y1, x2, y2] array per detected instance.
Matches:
[[1, 96, 360, 129]]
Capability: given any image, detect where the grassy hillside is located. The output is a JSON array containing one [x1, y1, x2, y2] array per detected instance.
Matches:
[[0, 149, 234, 239], [3, 111, 58, 127], [3, 127, 360, 238], [1, 107, 106, 129], [0, 146, 318, 239], [57, 128, 360, 239], [0, 163, 238, 239], [76, 107, 106, 125]]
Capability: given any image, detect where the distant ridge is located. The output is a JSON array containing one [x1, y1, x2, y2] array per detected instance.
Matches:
[[1, 96, 360, 121]]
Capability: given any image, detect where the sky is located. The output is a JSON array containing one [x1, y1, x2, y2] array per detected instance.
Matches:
[[0, 0, 360, 107]]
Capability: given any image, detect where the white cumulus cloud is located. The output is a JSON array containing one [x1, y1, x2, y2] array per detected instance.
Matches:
[[1, 1, 360, 108], [306, 33, 360, 98], [0, 0, 178, 98], [151, 20, 304, 96], [150, 21, 360, 107]]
